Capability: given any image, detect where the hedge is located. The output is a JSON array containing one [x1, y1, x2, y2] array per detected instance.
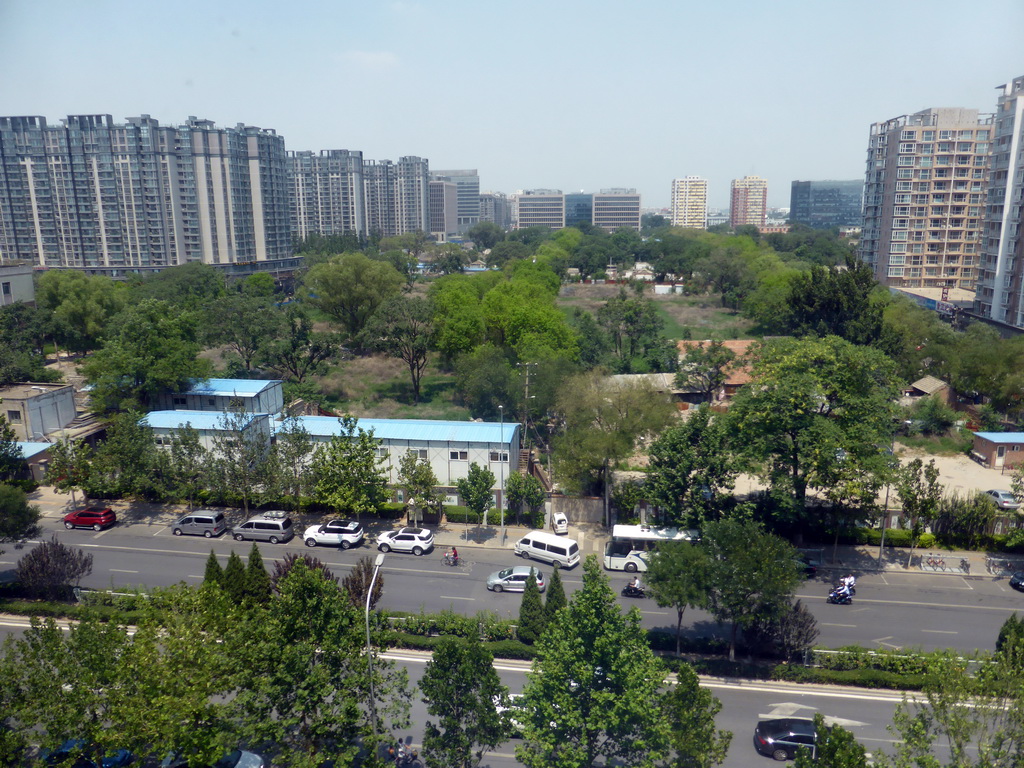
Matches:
[[772, 664, 930, 690], [443, 505, 484, 525]]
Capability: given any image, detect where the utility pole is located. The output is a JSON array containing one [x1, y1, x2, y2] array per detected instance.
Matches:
[[516, 362, 537, 431]]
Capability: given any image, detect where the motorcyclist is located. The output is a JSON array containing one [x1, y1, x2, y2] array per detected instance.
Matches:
[[630, 575, 644, 593], [842, 574, 856, 590]]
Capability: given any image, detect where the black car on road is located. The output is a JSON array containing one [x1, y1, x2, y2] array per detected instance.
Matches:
[[753, 718, 817, 761]]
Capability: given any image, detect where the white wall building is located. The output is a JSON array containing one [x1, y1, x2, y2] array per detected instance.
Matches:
[[143, 410, 273, 452], [154, 379, 284, 415]]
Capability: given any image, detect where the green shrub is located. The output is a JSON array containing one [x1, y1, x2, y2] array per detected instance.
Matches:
[[648, 630, 728, 655], [917, 533, 937, 549], [376, 502, 406, 520], [444, 505, 483, 525], [771, 664, 929, 690], [483, 639, 536, 660]]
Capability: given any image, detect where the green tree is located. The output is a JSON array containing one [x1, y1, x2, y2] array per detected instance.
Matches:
[[203, 550, 224, 589], [701, 519, 802, 661], [88, 410, 168, 500], [516, 556, 671, 768], [645, 540, 711, 655], [646, 405, 736, 528], [341, 555, 384, 609], [487, 240, 530, 268], [81, 299, 213, 413], [430, 276, 489, 367], [302, 252, 404, 340], [259, 304, 339, 383], [544, 567, 567, 627], [131, 262, 226, 309], [419, 636, 509, 768], [456, 462, 496, 524], [397, 450, 442, 520], [467, 221, 505, 251], [728, 336, 900, 517], [310, 416, 389, 519], [517, 569, 546, 644], [794, 714, 868, 768], [506, 472, 546, 527], [596, 289, 666, 370], [210, 294, 283, 372], [36, 270, 125, 355], [894, 458, 943, 568], [45, 436, 94, 507], [0, 483, 41, 556], [909, 394, 957, 436], [210, 410, 272, 514], [783, 258, 886, 347], [169, 423, 209, 511], [454, 343, 516, 418], [554, 371, 676, 497], [675, 340, 737, 402], [245, 544, 272, 606], [663, 663, 731, 768], [15, 534, 93, 601], [274, 416, 314, 512], [221, 551, 247, 604], [362, 294, 434, 403]]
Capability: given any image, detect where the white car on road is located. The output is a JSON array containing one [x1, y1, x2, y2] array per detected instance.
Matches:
[[303, 520, 364, 549], [377, 527, 434, 555]]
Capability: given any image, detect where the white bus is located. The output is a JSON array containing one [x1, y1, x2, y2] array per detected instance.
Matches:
[[602, 524, 699, 572]]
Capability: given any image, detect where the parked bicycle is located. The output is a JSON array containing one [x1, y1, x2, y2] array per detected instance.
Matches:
[[926, 555, 945, 570], [960, 558, 970, 574]]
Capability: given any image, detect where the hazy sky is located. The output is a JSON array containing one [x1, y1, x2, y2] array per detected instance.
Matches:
[[2, 0, 1022, 209]]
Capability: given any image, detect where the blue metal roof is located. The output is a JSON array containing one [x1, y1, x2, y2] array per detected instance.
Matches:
[[16, 441, 51, 459], [293, 416, 518, 444], [143, 410, 266, 431], [182, 379, 280, 396], [975, 432, 1024, 443]]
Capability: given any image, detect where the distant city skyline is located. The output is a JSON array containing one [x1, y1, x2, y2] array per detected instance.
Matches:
[[1, 0, 1022, 209]]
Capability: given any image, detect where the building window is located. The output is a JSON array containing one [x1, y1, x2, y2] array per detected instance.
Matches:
[[173, 397, 186, 406], [449, 450, 468, 460], [6, 410, 20, 423], [489, 451, 509, 462], [899, 142, 915, 153], [1, 282, 10, 297], [901, 130, 916, 140]]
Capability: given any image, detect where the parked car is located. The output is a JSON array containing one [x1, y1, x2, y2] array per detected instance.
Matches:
[[1010, 571, 1024, 592], [304, 519, 364, 549], [984, 489, 1021, 510], [377, 527, 434, 555], [753, 718, 817, 761], [63, 507, 116, 531], [494, 693, 525, 736], [42, 739, 133, 768], [231, 513, 294, 544], [797, 556, 817, 579], [172, 510, 227, 538], [486, 566, 546, 593], [161, 749, 264, 768]]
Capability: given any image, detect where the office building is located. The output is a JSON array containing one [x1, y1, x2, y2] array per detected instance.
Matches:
[[670, 177, 708, 228], [287, 149, 366, 241], [479, 192, 512, 230], [974, 76, 1024, 326], [430, 169, 480, 234], [514, 190, 565, 230], [363, 156, 429, 237], [789, 180, 864, 228], [565, 193, 593, 227], [729, 176, 768, 228], [0, 115, 291, 272], [592, 189, 641, 232], [860, 108, 991, 291], [428, 179, 458, 241]]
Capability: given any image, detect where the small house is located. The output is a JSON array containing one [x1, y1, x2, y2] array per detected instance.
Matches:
[[971, 432, 1024, 470]]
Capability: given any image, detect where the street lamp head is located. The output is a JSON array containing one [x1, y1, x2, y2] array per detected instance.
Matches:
[[374, 553, 386, 568]]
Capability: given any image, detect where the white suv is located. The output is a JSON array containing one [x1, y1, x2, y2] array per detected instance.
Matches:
[[377, 527, 434, 555], [303, 520, 364, 549]]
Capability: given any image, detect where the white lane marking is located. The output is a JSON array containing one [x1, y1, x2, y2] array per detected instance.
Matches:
[[92, 530, 109, 538], [110, 569, 139, 574], [0, 561, 14, 565], [439, 595, 475, 601], [959, 577, 974, 590], [153, 527, 172, 537], [821, 623, 857, 628], [640, 610, 671, 616], [921, 629, 958, 634], [797, 594, 1022, 612], [187, 575, 202, 579], [879, 574, 889, 585]]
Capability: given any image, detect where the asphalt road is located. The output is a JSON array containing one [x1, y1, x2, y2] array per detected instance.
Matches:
[[5, 517, 1024, 655]]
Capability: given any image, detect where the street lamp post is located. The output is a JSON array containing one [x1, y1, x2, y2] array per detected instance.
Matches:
[[365, 552, 386, 741], [499, 405, 505, 543]]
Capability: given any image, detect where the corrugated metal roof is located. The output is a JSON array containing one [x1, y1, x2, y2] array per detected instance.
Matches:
[[293, 416, 518, 444], [143, 410, 266, 431], [16, 441, 51, 459], [183, 378, 280, 396], [975, 432, 1024, 444], [910, 375, 948, 395]]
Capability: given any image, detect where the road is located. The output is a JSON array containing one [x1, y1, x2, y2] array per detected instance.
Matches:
[[6, 516, 1022, 654]]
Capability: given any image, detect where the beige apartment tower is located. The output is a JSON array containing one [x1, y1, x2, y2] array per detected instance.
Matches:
[[670, 177, 708, 228], [729, 176, 767, 228], [860, 107, 992, 292]]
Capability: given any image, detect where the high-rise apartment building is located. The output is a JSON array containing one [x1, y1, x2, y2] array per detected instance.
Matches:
[[363, 156, 429, 237], [479, 192, 511, 229], [592, 189, 641, 232], [974, 76, 1024, 326], [0, 115, 291, 271], [428, 179, 458, 240], [670, 176, 708, 228], [860, 108, 991, 291], [789, 180, 864, 228], [514, 190, 565, 230], [287, 149, 366, 241], [729, 176, 768, 228], [430, 169, 480, 233]]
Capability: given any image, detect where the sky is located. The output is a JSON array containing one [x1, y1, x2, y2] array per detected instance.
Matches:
[[2, 0, 1022, 210]]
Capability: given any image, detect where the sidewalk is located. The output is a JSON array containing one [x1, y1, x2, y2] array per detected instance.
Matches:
[[25, 486, 1020, 577]]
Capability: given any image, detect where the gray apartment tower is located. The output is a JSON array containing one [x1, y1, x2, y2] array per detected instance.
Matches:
[[789, 180, 864, 228], [430, 169, 480, 234], [363, 156, 430, 238], [0, 115, 291, 271], [287, 149, 366, 241]]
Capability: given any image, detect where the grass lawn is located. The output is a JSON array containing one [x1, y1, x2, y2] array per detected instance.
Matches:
[[896, 430, 974, 456]]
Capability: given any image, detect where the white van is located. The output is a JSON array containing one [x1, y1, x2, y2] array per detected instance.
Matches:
[[514, 530, 580, 569]]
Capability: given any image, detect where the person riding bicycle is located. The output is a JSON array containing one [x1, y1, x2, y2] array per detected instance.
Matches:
[[447, 546, 459, 565]]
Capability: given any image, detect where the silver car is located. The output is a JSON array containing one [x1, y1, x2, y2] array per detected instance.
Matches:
[[487, 566, 546, 593], [985, 489, 1021, 510]]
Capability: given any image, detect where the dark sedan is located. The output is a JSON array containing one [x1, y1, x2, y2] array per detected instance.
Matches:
[[753, 718, 817, 761], [1011, 571, 1024, 592]]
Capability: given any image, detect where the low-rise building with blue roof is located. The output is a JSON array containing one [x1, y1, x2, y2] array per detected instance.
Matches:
[[972, 432, 1024, 470], [142, 410, 272, 452], [154, 379, 284, 415]]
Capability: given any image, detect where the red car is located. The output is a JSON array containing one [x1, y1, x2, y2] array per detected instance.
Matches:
[[64, 507, 116, 531]]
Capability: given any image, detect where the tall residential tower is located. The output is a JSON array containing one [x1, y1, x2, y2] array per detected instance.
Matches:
[[670, 177, 708, 228], [729, 176, 767, 228]]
